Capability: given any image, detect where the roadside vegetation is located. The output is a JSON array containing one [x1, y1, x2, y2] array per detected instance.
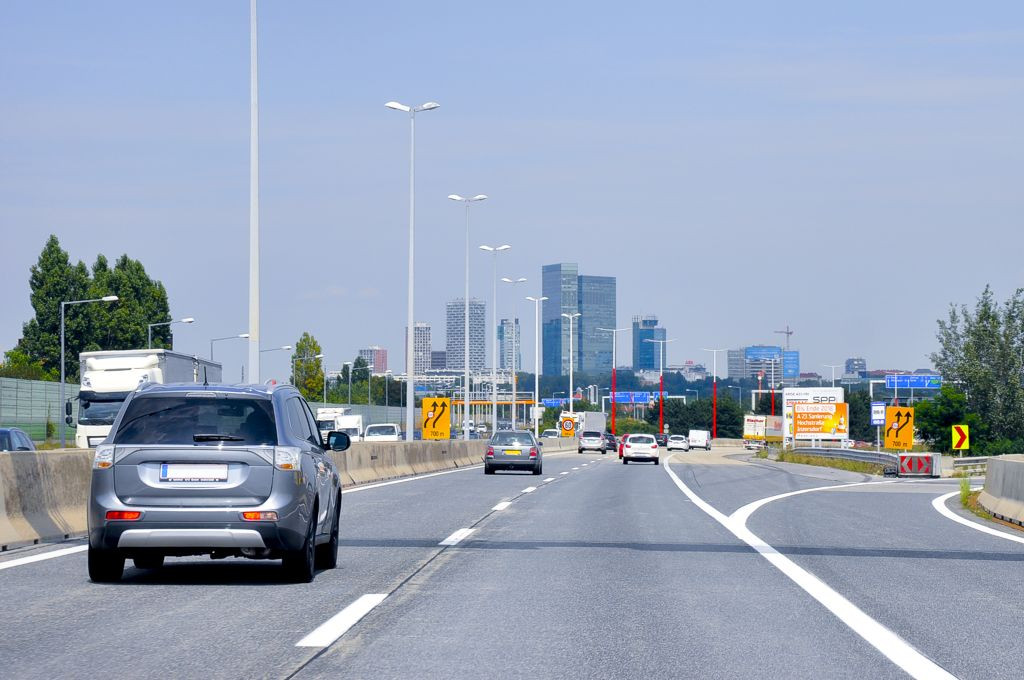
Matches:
[[776, 451, 886, 476]]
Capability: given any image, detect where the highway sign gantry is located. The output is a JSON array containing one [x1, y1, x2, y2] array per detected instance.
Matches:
[[884, 406, 914, 450], [952, 424, 970, 451], [422, 398, 451, 440]]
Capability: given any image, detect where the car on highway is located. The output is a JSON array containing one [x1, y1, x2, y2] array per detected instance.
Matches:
[[602, 432, 617, 452], [363, 423, 401, 442], [622, 433, 659, 465], [540, 429, 560, 439], [667, 434, 690, 451], [689, 429, 712, 451], [485, 430, 543, 475], [578, 430, 605, 454], [0, 427, 35, 452], [87, 382, 350, 583], [654, 433, 668, 448], [618, 434, 629, 459]]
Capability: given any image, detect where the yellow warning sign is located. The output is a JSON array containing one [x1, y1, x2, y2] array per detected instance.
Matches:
[[560, 415, 576, 438], [952, 425, 970, 451], [884, 406, 914, 450], [422, 398, 451, 440]]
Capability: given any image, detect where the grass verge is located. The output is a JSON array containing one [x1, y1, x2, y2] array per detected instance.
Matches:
[[777, 452, 886, 476]]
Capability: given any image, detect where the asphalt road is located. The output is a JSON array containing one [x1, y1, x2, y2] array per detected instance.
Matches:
[[1, 446, 1022, 679]]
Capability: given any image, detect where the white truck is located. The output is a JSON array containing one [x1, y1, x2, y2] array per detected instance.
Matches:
[[558, 410, 607, 436], [315, 407, 363, 443], [688, 429, 711, 451], [75, 349, 221, 448]]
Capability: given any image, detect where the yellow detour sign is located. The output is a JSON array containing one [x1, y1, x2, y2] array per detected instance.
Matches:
[[422, 398, 451, 440], [952, 424, 970, 451], [885, 406, 914, 450], [560, 415, 576, 437]]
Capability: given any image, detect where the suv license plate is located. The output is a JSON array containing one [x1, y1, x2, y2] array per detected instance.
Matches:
[[505, 449, 521, 455], [160, 463, 229, 482]]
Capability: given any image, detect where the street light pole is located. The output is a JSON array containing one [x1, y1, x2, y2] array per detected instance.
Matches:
[[685, 388, 698, 403], [526, 295, 548, 437], [210, 333, 249, 360], [701, 348, 727, 440], [598, 327, 628, 436], [480, 244, 511, 431], [59, 295, 119, 447], [148, 317, 195, 349], [386, 100, 439, 442], [248, 0, 261, 384], [365, 364, 375, 407], [344, 361, 353, 404], [823, 364, 842, 388], [449, 194, 487, 440], [562, 313, 581, 414], [645, 338, 676, 434], [502, 277, 526, 428]]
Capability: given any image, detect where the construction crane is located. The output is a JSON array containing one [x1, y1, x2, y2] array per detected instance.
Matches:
[[774, 324, 794, 350]]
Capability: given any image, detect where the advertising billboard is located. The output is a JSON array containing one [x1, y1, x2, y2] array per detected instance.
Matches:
[[743, 415, 766, 440], [765, 415, 784, 442], [781, 387, 844, 440], [793, 402, 849, 440], [783, 351, 800, 379], [745, 346, 782, 361]]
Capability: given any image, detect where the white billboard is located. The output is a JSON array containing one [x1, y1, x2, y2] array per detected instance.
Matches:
[[743, 415, 766, 440], [781, 387, 844, 440]]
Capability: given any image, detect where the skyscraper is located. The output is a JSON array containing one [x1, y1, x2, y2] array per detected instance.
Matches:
[[445, 297, 486, 371], [358, 346, 387, 373], [497, 318, 521, 371], [405, 322, 431, 376], [845, 357, 867, 375], [632, 315, 666, 370], [578, 275, 616, 373], [430, 351, 447, 370], [542, 263, 579, 376]]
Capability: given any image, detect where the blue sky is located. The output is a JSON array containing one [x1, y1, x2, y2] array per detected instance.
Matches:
[[2, 1, 1022, 381]]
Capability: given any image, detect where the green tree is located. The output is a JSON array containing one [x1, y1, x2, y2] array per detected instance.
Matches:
[[845, 390, 873, 442], [88, 254, 171, 350], [915, 385, 984, 454], [0, 348, 57, 380], [290, 332, 325, 402]]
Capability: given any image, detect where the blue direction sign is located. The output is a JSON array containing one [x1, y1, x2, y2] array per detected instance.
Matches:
[[870, 401, 886, 426], [885, 375, 942, 390], [611, 391, 652, 404], [541, 398, 567, 408]]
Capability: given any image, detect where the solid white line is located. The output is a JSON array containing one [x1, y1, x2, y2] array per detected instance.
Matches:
[[571, 467, 579, 470], [492, 501, 512, 511], [932, 491, 1024, 546], [0, 545, 88, 571], [521, 486, 537, 493], [663, 455, 954, 680], [560, 471, 569, 475], [731, 480, 896, 526], [295, 594, 388, 648], [582, 463, 589, 466], [543, 477, 555, 482], [439, 528, 475, 546], [345, 464, 483, 494]]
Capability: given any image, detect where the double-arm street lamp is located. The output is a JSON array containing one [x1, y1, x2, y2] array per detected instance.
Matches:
[[701, 348, 727, 440], [60, 295, 119, 446], [823, 364, 842, 388], [525, 295, 548, 436], [645, 338, 676, 435], [502, 277, 527, 428], [449, 193, 487, 440], [210, 333, 249, 360], [387, 99, 440, 441], [597, 327, 629, 435], [480, 244, 511, 430], [147, 317, 195, 349], [562, 312, 581, 414]]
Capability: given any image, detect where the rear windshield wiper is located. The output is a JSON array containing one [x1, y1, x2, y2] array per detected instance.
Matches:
[[193, 433, 245, 442]]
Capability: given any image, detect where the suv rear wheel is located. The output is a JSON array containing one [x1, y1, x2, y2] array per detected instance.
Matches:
[[132, 554, 165, 570], [315, 495, 341, 570], [88, 546, 125, 583], [283, 507, 317, 583]]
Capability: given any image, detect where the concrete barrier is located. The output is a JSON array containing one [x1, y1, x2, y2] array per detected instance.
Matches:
[[979, 454, 1024, 525]]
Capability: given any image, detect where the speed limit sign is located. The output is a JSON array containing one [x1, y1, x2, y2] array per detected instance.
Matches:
[[560, 416, 576, 437]]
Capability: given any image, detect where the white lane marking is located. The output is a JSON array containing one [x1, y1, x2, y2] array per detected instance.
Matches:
[[582, 463, 589, 466], [572, 467, 579, 470], [439, 528, 475, 546], [0, 545, 88, 571], [521, 486, 537, 493], [560, 471, 569, 475], [731, 480, 896, 526], [492, 501, 512, 511], [663, 456, 955, 680], [543, 477, 555, 482], [345, 464, 483, 493], [932, 491, 1024, 546], [295, 594, 388, 648]]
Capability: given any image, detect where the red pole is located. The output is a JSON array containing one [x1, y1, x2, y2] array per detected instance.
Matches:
[[611, 367, 617, 435], [712, 380, 717, 439], [659, 373, 664, 434]]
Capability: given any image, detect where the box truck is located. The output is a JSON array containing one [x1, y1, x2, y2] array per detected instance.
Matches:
[[315, 407, 364, 442], [75, 349, 222, 448]]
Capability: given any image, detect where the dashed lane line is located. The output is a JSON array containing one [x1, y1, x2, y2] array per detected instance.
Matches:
[[295, 594, 388, 649], [0, 545, 87, 571], [492, 501, 512, 511], [438, 528, 476, 546]]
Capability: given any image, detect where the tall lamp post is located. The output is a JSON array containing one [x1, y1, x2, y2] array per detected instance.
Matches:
[[501, 277, 526, 428], [562, 312, 581, 414], [728, 384, 741, 407], [823, 364, 842, 388], [386, 99, 440, 442], [148, 317, 195, 349], [291, 353, 324, 390], [60, 295, 119, 447], [210, 333, 249, 360], [259, 345, 292, 383], [645, 338, 676, 434], [344, 361, 353, 404], [247, 0, 261, 384], [364, 364, 376, 407], [526, 295, 548, 437], [448, 193, 487, 440], [597, 327, 628, 436], [701, 347, 727, 440], [480, 244, 511, 431], [685, 388, 698, 403]]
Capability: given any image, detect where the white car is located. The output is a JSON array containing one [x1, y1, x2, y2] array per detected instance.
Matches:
[[540, 429, 560, 439], [578, 431, 605, 454], [363, 423, 401, 442], [667, 434, 690, 451], [622, 433, 660, 465]]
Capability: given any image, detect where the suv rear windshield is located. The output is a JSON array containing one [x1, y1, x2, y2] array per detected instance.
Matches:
[[582, 431, 601, 438], [113, 395, 278, 446], [491, 432, 537, 446]]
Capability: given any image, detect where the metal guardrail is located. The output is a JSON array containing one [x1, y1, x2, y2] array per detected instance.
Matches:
[[792, 447, 898, 466], [952, 456, 990, 470]]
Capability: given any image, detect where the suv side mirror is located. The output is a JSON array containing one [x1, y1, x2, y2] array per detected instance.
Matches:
[[327, 431, 351, 452]]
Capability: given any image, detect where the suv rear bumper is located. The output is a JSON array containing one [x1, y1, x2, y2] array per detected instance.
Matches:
[[117, 528, 266, 549]]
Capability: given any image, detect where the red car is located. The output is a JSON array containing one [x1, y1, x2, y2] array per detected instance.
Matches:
[[618, 434, 629, 459]]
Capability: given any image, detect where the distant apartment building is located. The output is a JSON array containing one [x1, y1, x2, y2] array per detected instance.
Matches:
[[497, 318, 521, 372], [541, 263, 617, 376], [845, 357, 867, 375], [632, 315, 666, 371], [445, 297, 486, 372], [405, 322, 432, 375], [727, 345, 799, 385], [430, 351, 447, 371], [358, 346, 387, 374]]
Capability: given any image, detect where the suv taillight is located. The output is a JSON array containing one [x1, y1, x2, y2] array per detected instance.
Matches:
[[274, 446, 301, 471], [529, 447, 538, 458], [486, 446, 495, 457], [93, 444, 114, 469]]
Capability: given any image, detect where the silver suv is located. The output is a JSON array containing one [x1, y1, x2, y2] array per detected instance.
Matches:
[[87, 383, 350, 583]]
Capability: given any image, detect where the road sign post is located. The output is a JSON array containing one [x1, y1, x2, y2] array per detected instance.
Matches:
[[952, 424, 970, 456], [884, 406, 914, 451], [422, 398, 451, 440], [559, 415, 576, 438], [870, 401, 885, 452]]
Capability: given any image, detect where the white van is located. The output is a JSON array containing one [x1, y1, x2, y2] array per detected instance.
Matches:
[[688, 429, 711, 451], [363, 423, 401, 442]]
